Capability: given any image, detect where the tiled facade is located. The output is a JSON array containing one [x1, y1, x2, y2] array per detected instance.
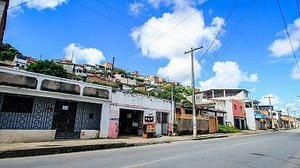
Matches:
[[0, 93, 102, 132], [74, 102, 102, 132], [0, 94, 55, 129]]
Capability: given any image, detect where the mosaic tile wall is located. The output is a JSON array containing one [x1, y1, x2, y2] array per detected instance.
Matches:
[[74, 102, 102, 132], [0, 94, 55, 130]]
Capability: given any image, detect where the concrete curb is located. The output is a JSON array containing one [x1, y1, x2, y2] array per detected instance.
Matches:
[[192, 135, 228, 140], [0, 135, 227, 159]]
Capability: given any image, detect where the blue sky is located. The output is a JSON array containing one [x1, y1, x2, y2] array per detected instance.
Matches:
[[4, 0, 300, 113]]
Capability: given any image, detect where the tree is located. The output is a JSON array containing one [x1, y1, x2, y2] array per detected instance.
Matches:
[[113, 68, 127, 75], [27, 60, 68, 78], [0, 43, 21, 61]]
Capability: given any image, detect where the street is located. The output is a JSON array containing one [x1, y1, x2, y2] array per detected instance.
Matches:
[[0, 130, 300, 168]]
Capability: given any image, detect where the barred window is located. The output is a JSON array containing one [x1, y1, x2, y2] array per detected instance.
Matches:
[[1, 95, 34, 113]]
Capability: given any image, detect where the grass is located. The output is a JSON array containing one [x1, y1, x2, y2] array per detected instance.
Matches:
[[218, 125, 241, 133]]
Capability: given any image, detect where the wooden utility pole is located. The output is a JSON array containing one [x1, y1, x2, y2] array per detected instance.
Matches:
[[184, 46, 202, 139], [0, 0, 9, 48], [264, 96, 275, 129]]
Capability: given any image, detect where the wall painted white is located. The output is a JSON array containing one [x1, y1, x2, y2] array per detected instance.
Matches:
[[245, 108, 256, 130], [80, 130, 99, 139], [99, 103, 111, 138], [108, 92, 173, 138], [224, 100, 234, 125]]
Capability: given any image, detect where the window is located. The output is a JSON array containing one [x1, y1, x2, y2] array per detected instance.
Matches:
[[245, 102, 252, 108], [240, 106, 243, 112], [1, 95, 34, 113], [234, 105, 237, 110]]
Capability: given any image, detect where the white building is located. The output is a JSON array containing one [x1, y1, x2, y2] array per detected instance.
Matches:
[[0, 66, 111, 142], [191, 88, 256, 130], [108, 91, 173, 138]]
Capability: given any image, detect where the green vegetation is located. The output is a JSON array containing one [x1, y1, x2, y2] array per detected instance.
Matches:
[[27, 60, 68, 78], [131, 83, 192, 107], [218, 125, 241, 133], [0, 43, 21, 61], [113, 68, 127, 75]]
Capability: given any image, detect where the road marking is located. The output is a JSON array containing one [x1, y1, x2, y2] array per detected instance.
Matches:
[[122, 156, 179, 168]]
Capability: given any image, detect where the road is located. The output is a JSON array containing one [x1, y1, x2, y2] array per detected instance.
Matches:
[[1, 129, 300, 168]]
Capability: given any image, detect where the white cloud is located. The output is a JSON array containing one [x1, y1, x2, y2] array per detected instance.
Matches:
[[147, 0, 201, 10], [199, 61, 258, 89], [64, 43, 105, 65], [259, 94, 280, 106], [291, 65, 300, 79], [268, 18, 300, 57], [131, 5, 224, 84], [129, 2, 144, 16], [157, 56, 201, 85], [9, 0, 67, 13]]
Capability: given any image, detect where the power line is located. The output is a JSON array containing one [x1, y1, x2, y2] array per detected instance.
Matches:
[[277, 0, 300, 73], [0, 0, 35, 12], [94, 0, 193, 47], [177, 0, 240, 85], [74, 0, 194, 64]]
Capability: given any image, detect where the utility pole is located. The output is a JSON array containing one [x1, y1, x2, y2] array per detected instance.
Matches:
[[171, 82, 175, 134], [184, 46, 203, 139], [111, 57, 115, 78], [286, 107, 291, 128], [110, 57, 115, 87], [264, 96, 275, 129], [0, 0, 9, 48]]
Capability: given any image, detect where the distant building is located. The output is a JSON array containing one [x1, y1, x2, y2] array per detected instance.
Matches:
[[102, 62, 113, 72], [145, 75, 165, 85], [190, 88, 256, 130], [14, 55, 28, 69]]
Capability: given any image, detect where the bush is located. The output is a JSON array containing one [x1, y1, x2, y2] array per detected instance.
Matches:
[[218, 125, 241, 133]]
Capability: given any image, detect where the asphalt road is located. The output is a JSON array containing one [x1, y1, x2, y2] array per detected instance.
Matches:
[[1, 129, 300, 168]]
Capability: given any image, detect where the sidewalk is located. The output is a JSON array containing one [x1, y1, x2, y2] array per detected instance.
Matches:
[[0, 130, 272, 159]]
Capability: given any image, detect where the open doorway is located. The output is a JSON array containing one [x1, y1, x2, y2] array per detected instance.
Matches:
[[119, 109, 144, 136]]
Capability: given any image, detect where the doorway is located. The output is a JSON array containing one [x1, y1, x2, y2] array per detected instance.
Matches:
[[156, 112, 169, 136], [52, 100, 77, 139], [119, 109, 143, 136]]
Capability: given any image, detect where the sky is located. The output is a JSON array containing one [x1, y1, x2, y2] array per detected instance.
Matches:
[[4, 0, 300, 115]]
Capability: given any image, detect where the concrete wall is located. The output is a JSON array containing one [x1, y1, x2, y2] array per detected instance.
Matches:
[[246, 108, 256, 130], [100, 103, 111, 138], [0, 130, 56, 143], [111, 92, 172, 113], [224, 100, 234, 125], [107, 92, 172, 138], [0, 94, 55, 130], [232, 100, 245, 117], [80, 130, 99, 140]]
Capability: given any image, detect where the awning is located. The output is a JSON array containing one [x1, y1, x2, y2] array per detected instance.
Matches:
[[255, 112, 269, 119]]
